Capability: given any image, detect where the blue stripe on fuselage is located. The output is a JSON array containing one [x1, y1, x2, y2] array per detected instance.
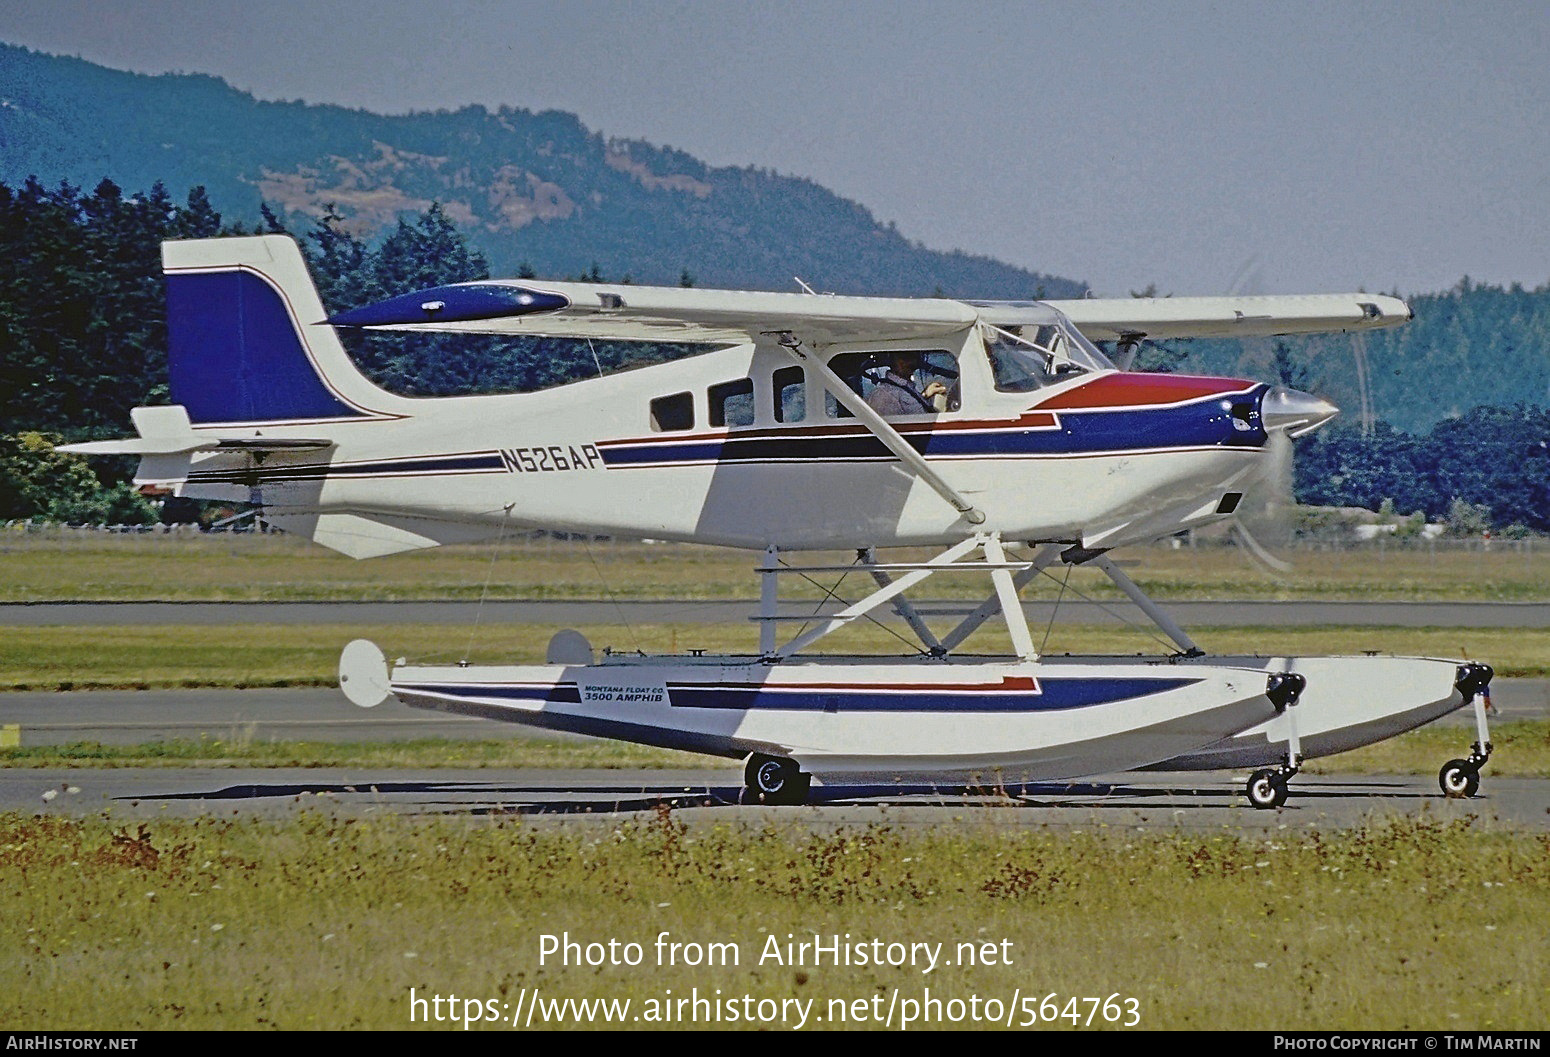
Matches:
[[185, 451, 506, 484], [599, 398, 1266, 468], [180, 390, 1267, 485]]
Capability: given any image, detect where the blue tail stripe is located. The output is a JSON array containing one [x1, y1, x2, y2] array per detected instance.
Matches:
[[168, 270, 370, 424]]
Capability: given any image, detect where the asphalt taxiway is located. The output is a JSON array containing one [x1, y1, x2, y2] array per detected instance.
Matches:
[[3, 599, 1546, 627], [7, 766, 1547, 831]]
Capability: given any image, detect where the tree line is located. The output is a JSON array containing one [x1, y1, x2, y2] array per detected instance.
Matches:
[[0, 178, 697, 523], [0, 177, 1545, 532], [1294, 409, 1549, 533]]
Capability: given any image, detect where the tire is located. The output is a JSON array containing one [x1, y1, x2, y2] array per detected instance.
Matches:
[[1246, 768, 1288, 810], [746, 754, 809, 806], [1438, 759, 1480, 799], [744, 754, 769, 788]]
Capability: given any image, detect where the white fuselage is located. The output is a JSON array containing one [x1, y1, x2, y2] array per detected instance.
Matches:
[[175, 337, 1272, 555]]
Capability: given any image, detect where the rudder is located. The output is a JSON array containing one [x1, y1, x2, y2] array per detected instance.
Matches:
[[163, 236, 392, 425]]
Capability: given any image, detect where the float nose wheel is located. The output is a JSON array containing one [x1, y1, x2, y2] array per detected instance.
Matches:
[[1245, 671, 1305, 809], [1440, 663, 1495, 799], [744, 754, 811, 806], [1246, 767, 1291, 810]]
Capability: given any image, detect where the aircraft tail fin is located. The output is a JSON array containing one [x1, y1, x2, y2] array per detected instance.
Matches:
[[162, 235, 394, 426]]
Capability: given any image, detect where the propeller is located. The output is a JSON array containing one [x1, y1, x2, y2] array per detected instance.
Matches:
[[1232, 385, 1339, 572], [1232, 426, 1296, 573]]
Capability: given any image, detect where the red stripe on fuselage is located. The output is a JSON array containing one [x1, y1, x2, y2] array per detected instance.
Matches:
[[689, 675, 1044, 693], [1035, 373, 1255, 410], [598, 413, 1060, 449]]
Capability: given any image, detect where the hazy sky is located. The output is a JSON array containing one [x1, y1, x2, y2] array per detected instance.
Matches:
[[3, 0, 1547, 296]]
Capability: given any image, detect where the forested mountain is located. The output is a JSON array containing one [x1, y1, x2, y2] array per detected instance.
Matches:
[[0, 43, 1081, 299], [6, 43, 1544, 431]]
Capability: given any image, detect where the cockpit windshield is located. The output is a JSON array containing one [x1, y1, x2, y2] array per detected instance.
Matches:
[[982, 321, 1113, 393]]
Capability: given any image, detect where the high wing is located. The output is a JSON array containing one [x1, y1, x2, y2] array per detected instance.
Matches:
[[1042, 293, 1412, 342], [326, 280, 979, 346], [326, 278, 1410, 345]]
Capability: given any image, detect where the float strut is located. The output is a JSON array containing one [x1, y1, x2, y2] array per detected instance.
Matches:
[[1089, 554, 1203, 656], [759, 545, 779, 660], [860, 548, 945, 656]]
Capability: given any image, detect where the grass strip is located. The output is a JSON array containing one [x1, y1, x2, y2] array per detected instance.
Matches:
[[3, 534, 1547, 602], [3, 722, 1544, 776], [1299, 719, 1548, 777], [1, 812, 1545, 1029], [0, 623, 1546, 692]]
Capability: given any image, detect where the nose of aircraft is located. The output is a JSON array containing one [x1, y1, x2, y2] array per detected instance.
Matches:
[[1261, 386, 1339, 437]]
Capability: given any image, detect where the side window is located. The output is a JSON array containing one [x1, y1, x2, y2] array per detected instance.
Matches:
[[824, 350, 960, 417], [985, 324, 1100, 392], [823, 352, 871, 418], [773, 366, 806, 423], [708, 378, 755, 428], [650, 392, 694, 432]]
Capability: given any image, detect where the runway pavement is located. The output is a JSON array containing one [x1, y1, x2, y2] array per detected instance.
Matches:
[[6, 765, 1546, 830], [0, 687, 532, 745]]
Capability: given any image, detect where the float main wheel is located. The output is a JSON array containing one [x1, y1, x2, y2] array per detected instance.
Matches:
[[745, 754, 810, 805]]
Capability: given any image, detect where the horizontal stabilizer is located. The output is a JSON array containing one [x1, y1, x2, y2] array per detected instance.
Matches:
[[57, 406, 334, 457]]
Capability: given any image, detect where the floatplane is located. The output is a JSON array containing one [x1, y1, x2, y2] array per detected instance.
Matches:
[[63, 236, 1495, 807]]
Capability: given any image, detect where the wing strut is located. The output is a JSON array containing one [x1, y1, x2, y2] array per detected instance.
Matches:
[[768, 331, 985, 525]]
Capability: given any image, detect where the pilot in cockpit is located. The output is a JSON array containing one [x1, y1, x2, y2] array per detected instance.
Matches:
[[864, 351, 948, 417]]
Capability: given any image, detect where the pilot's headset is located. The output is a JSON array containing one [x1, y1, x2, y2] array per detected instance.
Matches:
[[861, 354, 893, 385], [867, 351, 925, 380]]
